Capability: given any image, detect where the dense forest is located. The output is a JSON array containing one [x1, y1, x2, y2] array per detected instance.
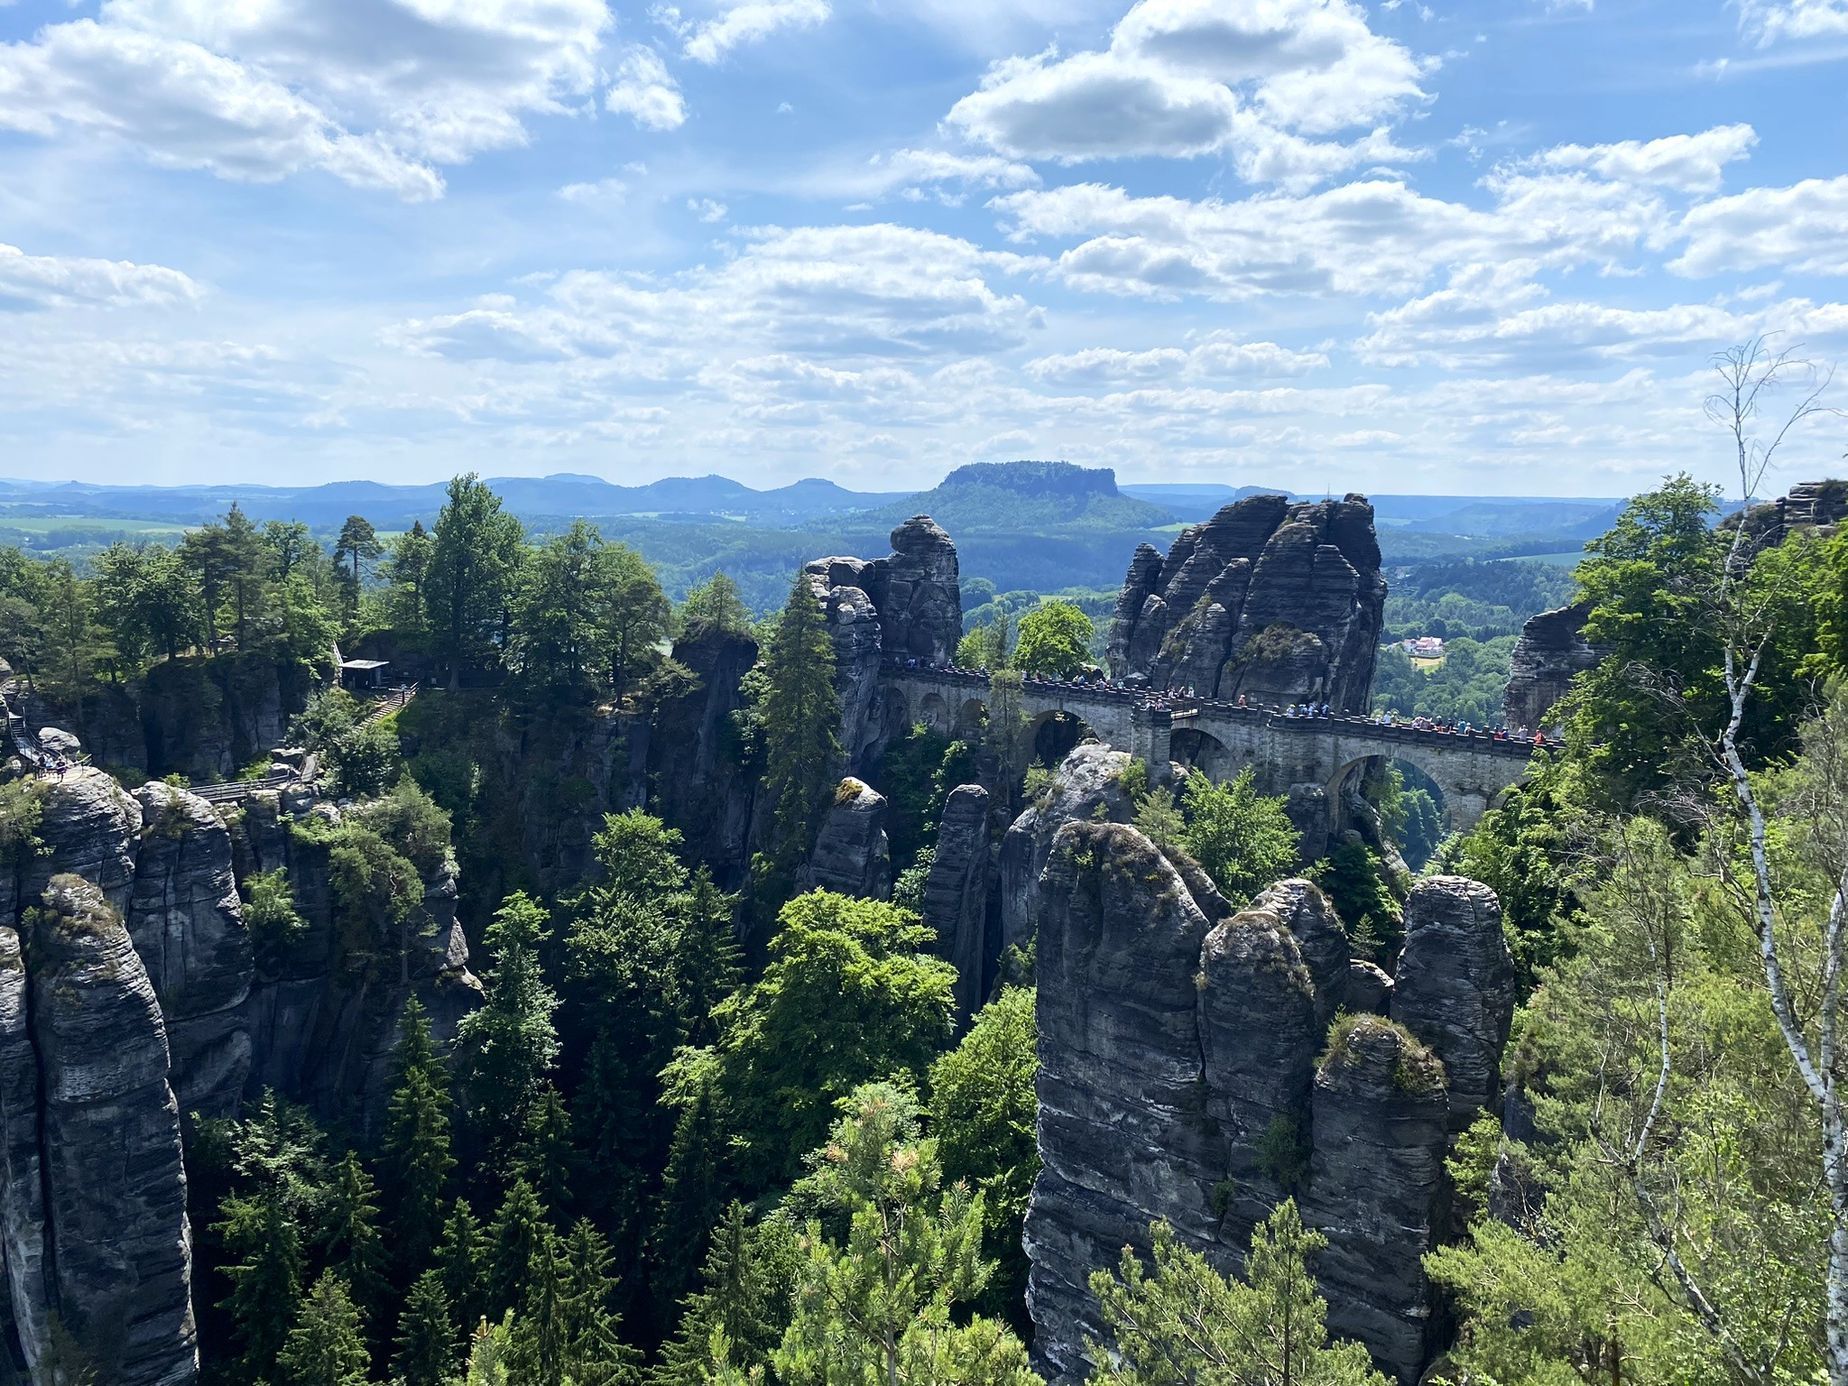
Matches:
[[8, 356, 1848, 1385]]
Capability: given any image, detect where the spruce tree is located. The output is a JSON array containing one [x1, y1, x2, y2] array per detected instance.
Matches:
[[436, 1198, 489, 1337], [649, 1059, 731, 1325], [380, 997, 456, 1279], [393, 1268, 460, 1386], [560, 1219, 642, 1386], [217, 1187, 305, 1381], [456, 891, 560, 1148], [754, 570, 841, 887], [277, 1270, 370, 1386], [319, 1151, 389, 1317], [511, 1082, 579, 1221], [486, 1178, 557, 1321], [651, 1203, 785, 1386]]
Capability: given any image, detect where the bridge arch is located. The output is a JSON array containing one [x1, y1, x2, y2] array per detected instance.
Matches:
[[1170, 726, 1234, 779], [1029, 708, 1095, 767], [955, 696, 989, 738], [917, 691, 951, 736]]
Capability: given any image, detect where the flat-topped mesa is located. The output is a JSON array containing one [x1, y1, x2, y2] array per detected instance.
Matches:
[[1108, 494, 1387, 713], [804, 515, 962, 768]]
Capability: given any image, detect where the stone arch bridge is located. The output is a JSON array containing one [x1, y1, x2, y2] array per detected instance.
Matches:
[[884, 665, 1541, 833]]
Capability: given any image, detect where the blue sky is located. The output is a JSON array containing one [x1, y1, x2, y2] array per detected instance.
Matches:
[[1, 0, 1844, 496]]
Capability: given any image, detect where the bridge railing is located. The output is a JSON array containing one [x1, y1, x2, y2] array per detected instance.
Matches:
[[886, 661, 1549, 757]]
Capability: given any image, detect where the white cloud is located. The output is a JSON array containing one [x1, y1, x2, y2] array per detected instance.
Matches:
[[1521, 123, 1757, 193], [606, 45, 687, 131], [688, 197, 729, 221], [1671, 175, 1848, 277], [390, 222, 1048, 366], [994, 170, 1667, 301], [943, 0, 1427, 186], [1025, 334, 1329, 384], [1736, 0, 1848, 43], [0, 242, 202, 311], [0, 0, 620, 197], [559, 177, 628, 203], [680, 0, 830, 64], [0, 21, 445, 198]]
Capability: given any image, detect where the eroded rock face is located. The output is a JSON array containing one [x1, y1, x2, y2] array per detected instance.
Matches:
[[1301, 1017, 1450, 1383], [1108, 494, 1386, 712], [1391, 876, 1516, 1131], [998, 742, 1136, 960], [4, 874, 198, 1385], [1027, 821, 1222, 1383], [1022, 807, 1510, 1383], [921, 783, 991, 1020], [804, 516, 962, 769], [1502, 601, 1600, 732], [805, 779, 892, 900], [644, 627, 760, 883], [128, 783, 254, 1119]]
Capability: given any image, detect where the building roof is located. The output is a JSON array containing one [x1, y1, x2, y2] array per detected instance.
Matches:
[[340, 658, 391, 671]]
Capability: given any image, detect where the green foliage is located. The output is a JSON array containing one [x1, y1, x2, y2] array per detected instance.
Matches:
[[773, 1083, 1039, 1386], [436, 1199, 490, 1336], [380, 997, 455, 1276], [393, 1268, 458, 1386], [681, 890, 957, 1195], [1176, 767, 1300, 906], [1255, 1114, 1310, 1195], [1312, 839, 1403, 961], [749, 571, 842, 893], [651, 1204, 794, 1386], [318, 1151, 388, 1316], [680, 571, 755, 639], [217, 1185, 307, 1380], [1089, 1202, 1387, 1385], [457, 892, 561, 1145], [428, 473, 527, 679], [928, 987, 1040, 1325], [0, 778, 46, 862], [1013, 599, 1096, 678], [512, 520, 671, 696], [278, 1270, 370, 1386], [1382, 559, 1577, 644], [1442, 759, 1577, 988], [1371, 636, 1519, 727]]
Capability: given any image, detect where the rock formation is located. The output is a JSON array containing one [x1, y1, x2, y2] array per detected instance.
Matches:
[[1108, 494, 1387, 712], [997, 742, 1137, 961], [2, 874, 198, 1385], [1391, 877, 1516, 1131], [920, 784, 992, 1020], [643, 626, 761, 882], [804, 516, 961, 768], [1502, 601, 1600, 732], [805, 779, 892, 900], [1022, 812, 1510, 1383], [1730, 478, 1848, 549], [1300, 1016, 1450, 1381], [128, 782, 254, 1120]]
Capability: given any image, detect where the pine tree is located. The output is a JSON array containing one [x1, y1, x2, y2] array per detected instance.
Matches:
[[560, 1219, 642, 1386], [649, 1058, 731, 1324], [380, 997, 455, 1276], [217, 1187, 305, 1381], [457, 891, 560, 1147], [393, 1268, 460, 1386], [277, 1270, 370, 1386], [220, 501, 269, 649], [511, 1082, 579, 1221], [1089, 1200, 1387, 1385], [319, 1150, 388, 1315], [384, 520, 434, 631], [333, 514, 383, 623], [651, 1204, 785, 1386], [436, 1199, 489, 1335], [754, 571, 841, 886], [486, 1178, 557, 1321]]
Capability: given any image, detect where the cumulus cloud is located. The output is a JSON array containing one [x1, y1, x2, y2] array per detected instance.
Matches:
[[1671, 175, 1848, 277], [1520, 124, 1757, 193], [0, 242, 202, 311], [390, 222, 1047, 366], [688, 197, 729, 221], [994, 169, 1667, 301], [0, 0, 619, 196], [676, 0, 831, 64], [606, 45, 687, 131], [943, 0, 1427, 187], [1025, 334, 1329, 384]]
